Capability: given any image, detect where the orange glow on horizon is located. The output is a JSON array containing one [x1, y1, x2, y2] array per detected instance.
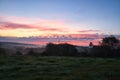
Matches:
[[31, 40, 99, 46], [0, 16, 101, 37], [0, 15, 102, 46]]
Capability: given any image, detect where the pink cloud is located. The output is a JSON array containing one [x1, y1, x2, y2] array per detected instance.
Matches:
[[0, 16, 30, 24], [0, 21, 64, 32], [78, 30, 100, 33], [0, 15, 103, 38], [66, 34, 99, 38], [0, 16, 68, 33], [0, 22, 33, 29]]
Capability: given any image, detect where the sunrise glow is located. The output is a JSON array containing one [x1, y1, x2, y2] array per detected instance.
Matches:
[[0, 0, 120, 46]]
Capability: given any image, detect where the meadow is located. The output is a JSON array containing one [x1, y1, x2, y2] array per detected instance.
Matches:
[[0, 56, 120, 80]]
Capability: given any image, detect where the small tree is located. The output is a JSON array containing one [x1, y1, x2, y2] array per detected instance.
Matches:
[[89, 42, 93, 46]]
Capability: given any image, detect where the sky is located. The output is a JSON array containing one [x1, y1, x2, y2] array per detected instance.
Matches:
[[0, 0, 120, 46]]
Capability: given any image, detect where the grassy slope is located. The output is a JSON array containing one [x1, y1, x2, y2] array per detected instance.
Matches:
[[0, 56, 120, 80]]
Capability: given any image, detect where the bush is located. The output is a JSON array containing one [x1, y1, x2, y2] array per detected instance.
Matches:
[[42, 43, 78, 56], [0, 47, 6, 55]]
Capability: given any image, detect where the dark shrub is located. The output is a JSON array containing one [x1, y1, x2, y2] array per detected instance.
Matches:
[[0, 47, 6, 55], [16, 50, 22, 55], [89, 46, 112, 57], [42, 43, 78, 56]]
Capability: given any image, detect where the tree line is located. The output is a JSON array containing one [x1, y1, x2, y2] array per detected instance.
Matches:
[[0, 36, 120, 57]]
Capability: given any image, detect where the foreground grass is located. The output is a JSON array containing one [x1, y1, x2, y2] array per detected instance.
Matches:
[[0, 56, 120, 80]]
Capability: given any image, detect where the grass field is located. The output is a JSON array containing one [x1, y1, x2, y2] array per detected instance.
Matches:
[[0, 56, 120, 80]]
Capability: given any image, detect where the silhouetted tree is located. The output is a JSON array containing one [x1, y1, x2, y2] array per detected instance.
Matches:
[[89, 36, 120, 57], [101, 36, 119, 46], [89, 42, 93, 46]]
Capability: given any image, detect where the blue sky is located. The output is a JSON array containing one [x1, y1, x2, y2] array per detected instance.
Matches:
[[0, 0, 120, 35]]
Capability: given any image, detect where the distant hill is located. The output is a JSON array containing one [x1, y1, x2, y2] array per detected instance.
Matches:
[[0, 41, 40, 48]]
